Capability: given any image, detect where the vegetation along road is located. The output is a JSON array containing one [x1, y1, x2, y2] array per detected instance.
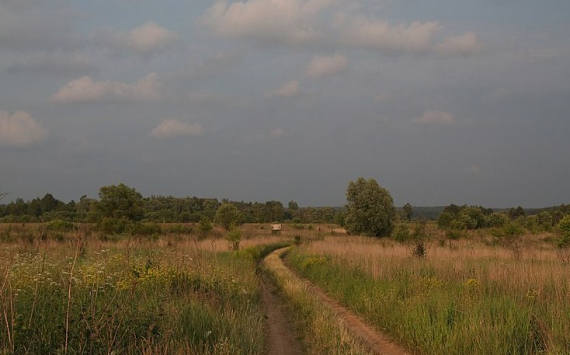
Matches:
[[263, 247, 411, 355]]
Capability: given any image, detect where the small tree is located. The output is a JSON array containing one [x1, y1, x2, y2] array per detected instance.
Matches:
[[226, 227, 242, 251], [198, 217, 213, 240], [557, 215, 570, 249], [345, 177, 396, 237], [402, 203, 413, 221], [215, 203, 242, 231]]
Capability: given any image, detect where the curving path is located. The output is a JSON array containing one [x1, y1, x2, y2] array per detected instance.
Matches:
[[264, 247, 411, 355]]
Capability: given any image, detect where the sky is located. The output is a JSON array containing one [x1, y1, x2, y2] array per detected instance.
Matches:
[[1, 0, 569, 208]]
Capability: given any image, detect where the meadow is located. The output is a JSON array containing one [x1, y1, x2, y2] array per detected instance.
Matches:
[[1, 221, 569, 355], [287, 225, 570, 355], [0, 223, 296, 355]]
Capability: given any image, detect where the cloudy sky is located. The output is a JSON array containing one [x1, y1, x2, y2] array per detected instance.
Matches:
[[1, 0, 569, 208]]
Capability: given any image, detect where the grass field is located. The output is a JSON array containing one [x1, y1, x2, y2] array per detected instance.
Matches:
[[287, 226, 570, 355], [0, 223, 300, 354], [1, 221, 569, 354]]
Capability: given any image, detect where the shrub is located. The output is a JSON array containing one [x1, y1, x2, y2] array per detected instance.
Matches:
[[392, 223, 410, 243], [226, 228, 242, 251], [557, 215, 570, 249]]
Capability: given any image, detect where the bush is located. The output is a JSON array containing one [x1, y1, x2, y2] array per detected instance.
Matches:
[[226, 228, 242, 251], [46, 219, 75, 231], [392, 223, 410, 243], [557, 215, 570, 249]]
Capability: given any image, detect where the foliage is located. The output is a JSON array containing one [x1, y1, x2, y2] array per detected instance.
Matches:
[[97, 183, 144, 221], [392, 222, 411, 242], [557, 215, 570, 249], [198, 217, 213, 240], [344, 177, 396, 237], [402, 203, 413, 221], [225, 228, 242, 251], [215, 203, 242, 231]]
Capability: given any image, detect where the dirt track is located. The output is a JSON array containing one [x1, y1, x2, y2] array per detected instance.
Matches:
[[262, 247, 411, 355], [260, 266, 303, 355]]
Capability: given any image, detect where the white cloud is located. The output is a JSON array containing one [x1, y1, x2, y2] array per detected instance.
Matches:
[[305, 53, 348, 78], [267, 80, 300, 98], [435, 32, 482, 55], [0, 110, 48, 147], [50, 73, 162, 104], [337, 16, 441, 53], [151, 120, 204, 138], [201, 0, 332, 46], [102, 21, 179, 55], [413, 110, 455, 124], [201, 1, 482, 56]]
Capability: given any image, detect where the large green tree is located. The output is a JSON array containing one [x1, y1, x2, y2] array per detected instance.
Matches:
[[345, 177, 396, 237], [97, 183, 144, 221]]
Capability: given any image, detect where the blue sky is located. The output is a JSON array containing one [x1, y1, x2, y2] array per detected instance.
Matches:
[[1, 0, 569, 207]]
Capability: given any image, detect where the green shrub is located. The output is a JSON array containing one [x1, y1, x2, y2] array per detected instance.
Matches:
[[392, 223, 410, 242]]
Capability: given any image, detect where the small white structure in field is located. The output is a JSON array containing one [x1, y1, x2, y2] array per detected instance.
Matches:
[[271, 224, 282, 234]]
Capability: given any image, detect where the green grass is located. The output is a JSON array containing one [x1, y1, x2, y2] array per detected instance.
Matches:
[[287, 247, 569, 355], [0, 238, 291, 354]]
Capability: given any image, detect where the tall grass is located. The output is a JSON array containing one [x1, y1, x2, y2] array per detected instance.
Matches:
[[288, 236, 570, 355], [0, 224, 292, 354]]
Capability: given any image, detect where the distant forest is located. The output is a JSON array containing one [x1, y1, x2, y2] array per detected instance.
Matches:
[[0, 185, 568, 226]]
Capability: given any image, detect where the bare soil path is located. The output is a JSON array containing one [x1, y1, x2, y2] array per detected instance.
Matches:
[[267, 247, 411, 355], [260, 263, 303, 355]]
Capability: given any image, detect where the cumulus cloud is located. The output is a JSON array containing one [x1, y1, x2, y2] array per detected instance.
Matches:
[[435, 32, 482, 55], [337, 16, 441, 53], [0, 110, 48, 147], [305, 53, 348, 78], [101, 21, 179, 56], [413, 110, 455, 124], [201, 1, 482, 56], [267, 80, 300, 98], [201, 0, 332, 46], [50, 73, 162, 104], [151, 120, 204, 138]]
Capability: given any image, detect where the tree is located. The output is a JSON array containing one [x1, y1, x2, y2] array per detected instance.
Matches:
[[215, 203, 242, 231], [198, 217, 213, 239], [558, 215, 570, 248], [97, 183, 144, 221], [345, 177, 396, 237], [402, 203, 413, 221]]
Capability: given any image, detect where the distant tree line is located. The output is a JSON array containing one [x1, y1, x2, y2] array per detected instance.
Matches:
[[436, 203, 570, 232], [0, 184, 344, 225]]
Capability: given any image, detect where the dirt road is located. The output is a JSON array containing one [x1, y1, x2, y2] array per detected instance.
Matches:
[[260, 267, 303, 355], [262, 247, 411, 355]]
